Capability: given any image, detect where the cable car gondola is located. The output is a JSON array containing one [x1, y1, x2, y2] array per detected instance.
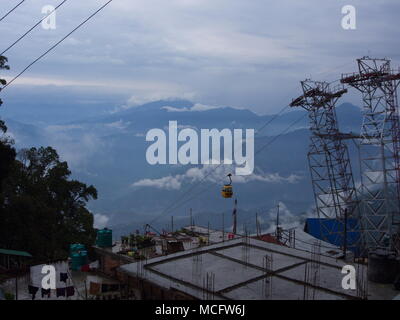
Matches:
[[221, 173, 233, 198]]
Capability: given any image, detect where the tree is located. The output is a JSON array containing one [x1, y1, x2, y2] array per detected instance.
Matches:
[[0, 56, 15, 192], [1, 147, 98, 261], [0, 55, 10, 107], [0, 57, 98, 262]]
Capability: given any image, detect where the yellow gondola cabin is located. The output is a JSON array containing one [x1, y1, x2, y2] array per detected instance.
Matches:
[[221, 174, 233, 198]]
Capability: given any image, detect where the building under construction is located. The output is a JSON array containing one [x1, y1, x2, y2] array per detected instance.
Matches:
[[91, 233, 400, 300], [90, 223, 400, 300], [90, 57, 400, 300]]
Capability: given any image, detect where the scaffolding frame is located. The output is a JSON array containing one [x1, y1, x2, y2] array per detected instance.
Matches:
[[291, 80, 360, 252], [342, 57, 400, 255]]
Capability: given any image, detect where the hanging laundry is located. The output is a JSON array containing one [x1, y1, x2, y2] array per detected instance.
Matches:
[[56, 287, 66, 297], [89, 282, 101, 295], [66, 286, 75, 297], [60, 272, 68, 283], [41, 288, 51, 298], [89, 261, 99, 270], [28, 285, 39, 300]]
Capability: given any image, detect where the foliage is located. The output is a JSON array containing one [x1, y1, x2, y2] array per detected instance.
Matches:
[[0, 55, 9, 107], [0, 56, 15, 192], [0, 147, 98, 261], [0, 57, 98, 262]]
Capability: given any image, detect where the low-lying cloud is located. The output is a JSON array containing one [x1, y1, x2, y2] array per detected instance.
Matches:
[[262, 202, 314, 233], [131, 163, 302, 190], [93, 213, 110, 229], [162, 103, 221, 112]]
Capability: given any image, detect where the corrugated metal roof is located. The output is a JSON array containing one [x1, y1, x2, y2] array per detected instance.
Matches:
[[0, 249, 32, 257]]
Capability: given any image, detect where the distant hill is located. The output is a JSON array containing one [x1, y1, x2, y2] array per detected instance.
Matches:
[[3, 99, 363, 232]]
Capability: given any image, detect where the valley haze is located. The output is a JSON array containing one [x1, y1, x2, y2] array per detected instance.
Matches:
[[2, 94, 363, 237]]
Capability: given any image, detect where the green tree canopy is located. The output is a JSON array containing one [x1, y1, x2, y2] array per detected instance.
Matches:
[[0, 147, 98, 261], [0, 57, 98, 262], [0, 55, 16, 193]]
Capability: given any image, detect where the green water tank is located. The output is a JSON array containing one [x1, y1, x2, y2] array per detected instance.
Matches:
[[71, 253, 81, 271], [71, 251, 88, 271], [96, 228, 112, 248], [69, 243, 85, 258], [80, 250, 88, 264]]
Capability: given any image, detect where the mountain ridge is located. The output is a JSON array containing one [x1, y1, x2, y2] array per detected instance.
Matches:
[[2, 99, 363, 231]]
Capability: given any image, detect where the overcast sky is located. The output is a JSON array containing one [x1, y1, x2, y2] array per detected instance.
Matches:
[[1, 0, 400, 114]]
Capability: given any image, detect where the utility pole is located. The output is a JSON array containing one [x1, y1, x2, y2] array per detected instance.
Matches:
[[256, 212, 260, 237], [190, 208, 193, 231], [208, 222, 210, 244], [222, 212, 225, 242], [232, 198, 237, 234], [276, 203, 281, 241], [256, 213, 258, 237], [171, 216, 174, 234], [276, 203, 280, 229]]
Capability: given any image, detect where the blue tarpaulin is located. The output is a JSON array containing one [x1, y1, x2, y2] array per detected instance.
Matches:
[[304, 218, 361, 255]]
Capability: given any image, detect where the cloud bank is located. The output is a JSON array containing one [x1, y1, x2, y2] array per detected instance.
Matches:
[[131, 163, 302, 190], [2, 0, 399, 114]]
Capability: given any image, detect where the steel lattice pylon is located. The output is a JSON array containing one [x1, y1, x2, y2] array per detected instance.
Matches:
[[291, 80, 360, 253], [342, 57, 400, 255]]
